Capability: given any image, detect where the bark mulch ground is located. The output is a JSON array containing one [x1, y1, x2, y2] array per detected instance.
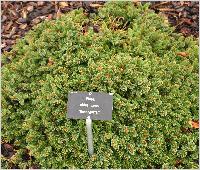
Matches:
[[150, 1, 199, 37]]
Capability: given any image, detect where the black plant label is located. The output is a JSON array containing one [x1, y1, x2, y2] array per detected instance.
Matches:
[[67, 92, 113, 120]]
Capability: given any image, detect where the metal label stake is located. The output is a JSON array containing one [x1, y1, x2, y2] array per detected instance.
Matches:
[[86, 116, 94, 156], [67, 92, 113, 156]]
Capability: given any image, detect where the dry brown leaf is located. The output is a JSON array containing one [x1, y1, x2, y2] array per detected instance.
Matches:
[[5, 21, 13, 31], [132, 0, 141, 3], [12, 35, 21, 39], [9, 9, 18, 17], [27, 5, 34, 12], [180, 1, 184, 6], [180, 27, 190, 35], [177, 52, 189, 57], [9, 27, 16, 38], [47, 58, 54, 66], [89, 4, 103, 8], [157, 8, 176, 12], [182, 18, 193, 25], [28, 2, 37, 7], [97, 66, 103, 71], [17, 17, 27, 24], [124, 127, 128, 134], [1, 15, 7, 23], [151, 1, 170, 8], [37, 1, 45, 7], [56, 8, 62, 19], [32, 18, 41, 24], [82, 25, 88, 35], [189, 120, 199, 129], [106, 74, 110, 78], [19, 24, 27, 30], [1, 43, 7, 48], [59, 2, 69, 8], [22, 10, 27, 19], [175, 159, 182, 166], [2, 1, 9, 9]]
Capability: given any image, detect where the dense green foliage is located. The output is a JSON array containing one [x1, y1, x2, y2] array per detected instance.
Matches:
[[1, 2, 199, 169]]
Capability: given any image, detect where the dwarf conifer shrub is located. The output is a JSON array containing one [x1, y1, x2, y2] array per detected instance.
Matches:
[[1, 2, 199, 169]]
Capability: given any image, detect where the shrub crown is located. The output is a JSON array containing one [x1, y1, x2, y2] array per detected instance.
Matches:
[[1, 2, 199, 169]]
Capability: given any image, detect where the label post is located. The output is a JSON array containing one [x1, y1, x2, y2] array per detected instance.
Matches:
[[86, 116, 94, 156], [67, 92, 113, 155]]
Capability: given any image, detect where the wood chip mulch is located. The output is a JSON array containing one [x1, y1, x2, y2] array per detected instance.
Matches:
[[150, 1, 199, 37]]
